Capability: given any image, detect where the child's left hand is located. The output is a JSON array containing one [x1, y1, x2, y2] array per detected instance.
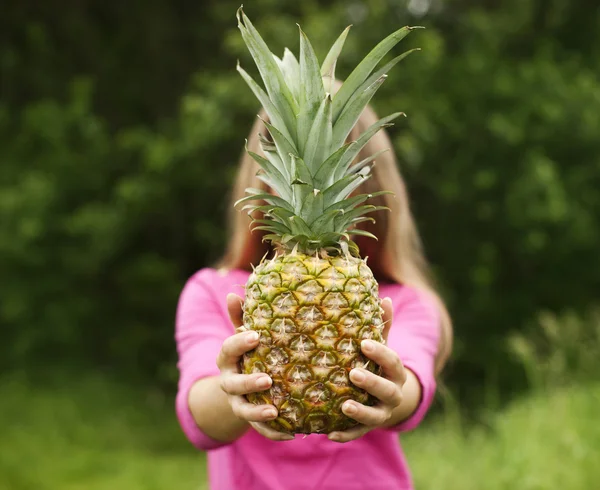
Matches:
[[327, 297, 410, 443]]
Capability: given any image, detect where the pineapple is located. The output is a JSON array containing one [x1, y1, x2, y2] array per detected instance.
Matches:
[[235, 8, 420, 434]]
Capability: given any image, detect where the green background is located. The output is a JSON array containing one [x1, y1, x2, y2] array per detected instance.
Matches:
[[1, 1, 600, 487]]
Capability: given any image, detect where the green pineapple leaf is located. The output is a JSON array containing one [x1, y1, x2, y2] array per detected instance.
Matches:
[[237, 63, 295, 145], [334, 112, 404, 181], [237, 8, 299, 136], [299, 187, 324, 224], [313, 143, 353, 187], [332, 25, 421, 122], [303, 95, 332, 172], [335, 205, 389, 230], [321, 25, 352, 88], [323, 191, 392, 214], [358, 48, 420, 94], [349, 149, 389, 174], [288, 215, 313, 236], [280, 47, 301, 101], [297, 25, 326, 154], [236, 11, 421, 251], [332, 74, 387, 150], [261, 118, 298, 180], [309, 208, 343, 231], [347, 229, 378, 240], [235, 190, 295, 212], [322, 171, 370, 204], [251, 218, 291, 230], [247, 149, 291, 200]]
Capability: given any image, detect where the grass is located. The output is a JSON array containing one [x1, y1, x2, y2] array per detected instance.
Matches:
[[404, 384, 600, 490], [1, 371, 599, 490], [0, 372, 207, 490]]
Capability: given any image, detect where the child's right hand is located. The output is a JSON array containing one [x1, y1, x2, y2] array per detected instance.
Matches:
[[216, 293, 295, 441]]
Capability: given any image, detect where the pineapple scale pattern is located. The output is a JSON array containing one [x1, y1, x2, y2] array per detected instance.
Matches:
[[242, 253, 384, 434]]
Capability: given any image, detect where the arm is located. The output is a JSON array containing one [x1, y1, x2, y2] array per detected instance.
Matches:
[[328, 288, 441, 442], [189, 320, 293, 443], [188, 376, 249, 443], [175, 271, 238, 450], [176, 277, 292, 449], [382, 368, 422, 428], [385, 287, 441, 432]]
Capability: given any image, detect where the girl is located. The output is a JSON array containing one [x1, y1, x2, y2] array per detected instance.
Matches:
[[175, 98, 452, 490]]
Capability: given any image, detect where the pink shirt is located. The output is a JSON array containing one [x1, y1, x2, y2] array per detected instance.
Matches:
[[175, 268, 441, 490]]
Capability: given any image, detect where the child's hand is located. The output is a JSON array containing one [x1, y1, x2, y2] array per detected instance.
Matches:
[[327, 297, 409, 443], [217, 294, 295, 441]]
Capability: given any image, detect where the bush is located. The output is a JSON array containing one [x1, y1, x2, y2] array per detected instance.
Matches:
[[509, 307, 600, 388], [1, 0, 599, 399]]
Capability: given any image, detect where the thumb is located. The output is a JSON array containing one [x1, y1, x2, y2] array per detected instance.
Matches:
[[380, 297, 394, 342], [227, 293, 245, 331]]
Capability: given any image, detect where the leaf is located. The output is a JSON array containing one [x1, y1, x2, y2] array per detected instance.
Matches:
[[321, 25, 352, 90], [256, 173, 289, 200], [299, 187, 324, 224], [237, 8, 299, 135], [347, 229, 378, 240], [244, 204, 295, 219], [335, 112, 404, 180], [252, 224, 291, 235], [339, 205, 379, 222], [311, 231, 346, 245], [245, 187, 268, 195], [347, 216, 376, 227], [260, 145, 290, 183], [303, 95, 332, 172], [261, 118, 298, 179], [290, 154, 314, 214], [359, 48, 420, 93], [247, 149, 291, 200], [309, 208, 342, 233], [235, 191, 294, 212], [349, 149, 389, 173], [258, 133, 276, 153], [269, 207, 296, 223], [335, 168, 372, 202], [262, 233, 282, 243], [251, 219, 291, 235], [297, 25, 325, 155], [332, 25, 420, 122], [291, 154, 314, 187], [281, 48, 301, 101], [288, 215, 313, 236], [313, 143, 353, 187], [335, 205, 389, 231], [322, 172, 367, 204], [237, 64, 296, 145], [323, 191, 392, 214], [331, 74, 387, 150]]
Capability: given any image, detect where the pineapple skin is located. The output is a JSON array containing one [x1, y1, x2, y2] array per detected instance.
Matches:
[[241, 252, 384, 434]]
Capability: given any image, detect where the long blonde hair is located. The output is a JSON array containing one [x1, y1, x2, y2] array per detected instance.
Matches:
[[218, 100, 453, 374]]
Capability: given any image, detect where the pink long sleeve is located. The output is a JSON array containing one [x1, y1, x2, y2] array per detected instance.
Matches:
[[174, 268, 442, 489], [383, 285, 441, 432], [174, 269, 242, 450]]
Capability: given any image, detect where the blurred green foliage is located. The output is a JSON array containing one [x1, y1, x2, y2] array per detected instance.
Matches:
[[1, 0, 599, 399]]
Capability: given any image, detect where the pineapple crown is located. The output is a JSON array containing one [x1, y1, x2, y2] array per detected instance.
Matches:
[[235, 6, 421, 255]]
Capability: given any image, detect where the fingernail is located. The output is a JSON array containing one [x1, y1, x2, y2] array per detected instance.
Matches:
[[350, 369, 365, 383], [263, 407, 277, 419], [361, 339, 375, 352], [343, 401, 357, 415], [328, 433, 341, 442], [246, 331, 259, 343], [256, 376, 272, 389]]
